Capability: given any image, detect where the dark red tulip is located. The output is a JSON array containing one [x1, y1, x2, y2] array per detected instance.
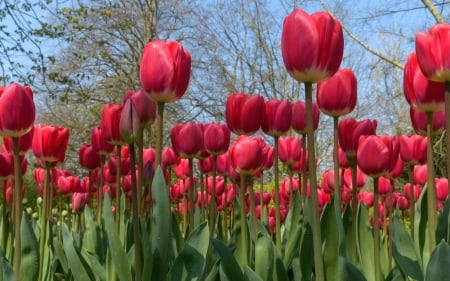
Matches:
[[79, 144, 102, 170], [413, 164, 427, 186], [261, 144, 274, 171], [403, 53, 445, 112], [316, 68, 357, 117], [358, 191, 374, 207], [357, 135, 399, 178], [123, 89, 156, 127], [204, 122, 230, 156], [57, 176, 82, 196], [281, 8, 344, 83], [229, 135, 266, 175], [216, 153, 230, 176], [140, 39, 191, 103], [2, 127, 34, 155], [174, 159, 189, 179], [343, 167, 366, 189], [261, 99, 292, 137], [72, 192, 89, 212], [162, 146, 180, 168], [435, 177, 448, 201], [32, 124, 69, 167], [278, 136, 302, 165], [101, 104, 124, 146], [170, 122, 204, 158], [403, 183, 423, 202], [0, 153, 13, 178], [338, 118, 377, 164], [399, 134, 427, 165], [107, 146, 130, 176], [0, 83, 35, 137], [410, 107, 445, 136], [387, 154, 404, 179], [415, 24, 450, 82], [225, 93, 264, 135], [378, 177, 392, 195], [291, 101, 319, 134], [91, 126, 114, 155], [119, 98, 141, 144]]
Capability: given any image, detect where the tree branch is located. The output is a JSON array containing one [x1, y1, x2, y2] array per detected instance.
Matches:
[[421, 0, 445, 23]]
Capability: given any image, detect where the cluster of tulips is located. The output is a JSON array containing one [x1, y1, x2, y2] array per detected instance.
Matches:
[[2, 5, 450, 281]]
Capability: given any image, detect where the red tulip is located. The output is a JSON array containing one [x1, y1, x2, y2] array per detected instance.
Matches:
[[107, 146, 130, 176], [399, 134, 427, 165], [278, 136, 302, 165], [197, 156, 214, 175], [415, 24, 450, 82], [387, 154, 404, 179], [79, 144, 102, 170], [216, 153, 230, 176], [123, 89, 156, 127], [358, 191, 374, 207], [338, 118, 377, 163], [72, 192, 89, 212], [403, 53, 445, 112], [119, 98, 141, 144], [225, 93, 264, 135], [229, 135, 266, 175], [162, 146, 180, 168], [261, 144, 274, 171], [100, 104, 124, 146], [413, 164, 427, 186], [140, 40, 191, 103], [174, 159, 189, 179], [316, 68, 357, 117], [291, 101, 320, 134], [343, 167, 366, 189], [261, 99, 292, 137], [2, 127, 34, 155], [396, 195, 410, 211], [57, 176, 82, 196], [205, 176, 225, 196], [0, 83, 35, 137], [378, 177, 392, 195], [0, 153, 14, 178], [203, 122, 230, 156], [357, 135, 399, 178], [410, 107, 445, 136], [403, 183, 423, 202], [32, 124, 69, 167], [170, 122, 204, 158], [91, 126, 114, 155], [435, 177, 448, 201], [281, 8, 344, 83]]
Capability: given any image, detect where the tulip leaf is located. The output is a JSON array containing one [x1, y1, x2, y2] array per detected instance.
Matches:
[[436, 197, 450, 245], [19, 213, 39, 281], [273, 251, 289, 281], [211, 238, 244, 281], [255, 233, 274, 281], [102, 194, 132, 281], [357, 204, 375, 281], [231, 198, 249, 268], [344, 261, 367, 281], [299, 222, 314, 281], [425, 240, 450, 281], [141, 218, 152, 281], [385, 266, 406, 281], [83, 206, 102, 258], [414, 184, 429, 269], [169, 222, 209, 281], [282, 191, 303, 268], [323, 196, 346, 281], [62, 223, 96, 281], [244, 266, 263, 281], [0, 257, 14, 281], [391, 215, 423, 280], [150, 166, 171, 280]]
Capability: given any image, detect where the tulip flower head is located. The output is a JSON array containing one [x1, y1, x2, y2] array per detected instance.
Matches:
[[291, 101, 320, 134], [261, 99, 292, 137], [356, 135, 399, 178], [226, 93, 264, 135]]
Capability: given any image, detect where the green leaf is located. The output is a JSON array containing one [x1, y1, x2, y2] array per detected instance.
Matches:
[[150, 166, 171, 280], [141, 218, 152, 281], [19, 213, 39, 281], [425, 240, 450, 281], [102, 194, 132, 281], [255, 233, 274, 281], [169, 222, 209, 281], [391, 216, 423, 280], [244, 266, 263, 281], [282, 191, 302, 268], [357, 204, 375, 281], [344, 261, 367, 281], [211, 238, 244, 281], [436, 197, 450, 245], [231, 198, 249, 268], [62, 224, 95, 281], [83, 206, 102, 258], [299, 222, 314, 281], [414, 184, 429, 269], [323, 196, 346, 281], [0, 258, 14, 281]]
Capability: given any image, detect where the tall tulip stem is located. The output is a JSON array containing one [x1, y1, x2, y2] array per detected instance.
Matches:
[[333, 116, 341, 206], [38, 164, 50, 281], [304, 82, 324, 281], [273, 136, 282, 254], [12, 137, 22, 280], [188, 158, 195, 233], [239, 174, 249, 267], [209, 156, 218, 236], [129, 143, 142, 281], [155, 102, 165, 168], [350, 162, 358, 263], [115, 145, 122, 227], [407, 164, 415, 238], [373, 177, 381, 281], [1, 179, 7, 254], [426, 111, 437, 251]]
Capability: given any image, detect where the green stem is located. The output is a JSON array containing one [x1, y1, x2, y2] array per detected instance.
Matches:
[[350, 162, 358, 263], [137, 130, 144, 216], [38, 165, 50, 281], [273, 136, 282, 254], [247, 178, 258, 242], [129, 143, 142, 281], [333, 116, 341, 206], [373, 177, 381, 281], [239, 174, 249, 267], [209, 156, 218, 237], [98, 155, 105, 225], [115, 145, 122, 227], [407, 164, 415, 239], [301, 133, 307, 208], [12, 137, 22, 280], [188, 158, 195, 234], [1, 179, 7, 254], [155, 102, 165, 168], [426, 111, 437, 251], [304, 82, 324, 281]]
